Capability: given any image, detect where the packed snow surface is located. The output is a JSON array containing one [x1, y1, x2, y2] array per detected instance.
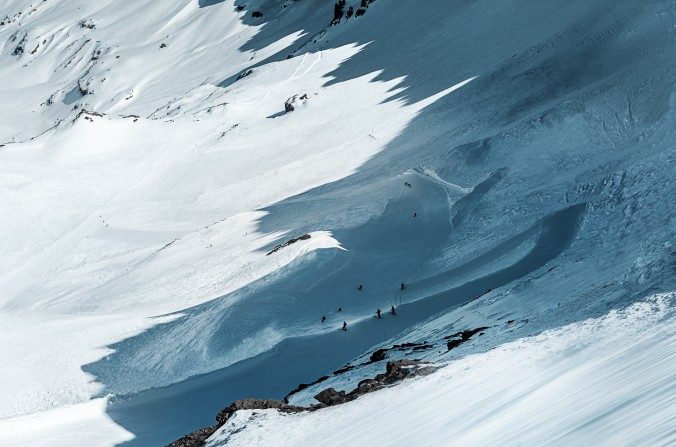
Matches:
[[0, 0, 674, 445]]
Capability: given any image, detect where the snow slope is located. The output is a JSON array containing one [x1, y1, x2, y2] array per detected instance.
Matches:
[[0, 0, 674, 445], [208, 294, 675, 447]]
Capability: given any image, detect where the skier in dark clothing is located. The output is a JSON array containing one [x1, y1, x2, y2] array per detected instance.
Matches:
[[338, 307, 342, 312], [400, 282, 406, 290], [390, 305, 396, 315], [413, 212, 417, 218], [321, 316, 326, 323], [341, 321, 347, 331], [376, 308, 381, 318], [357, 284, 363, 291]]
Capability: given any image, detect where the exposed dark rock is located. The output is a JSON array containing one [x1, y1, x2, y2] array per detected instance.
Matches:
[[73, 109, 105, 123], [332, 364, 356, 375], [444, 327, 489, 341], [266, 233, 311, 255], [314, 387, 348, 405], [284, 93, 310, 113], [169, 360, 434, 446], [313, 360, 433, 407], [216, 399, 304, 426], [167, 426, 220, 447], [446, 339, 463, 350], [369, 348, 387, 362], [332, 0, 346, 24], [251, 11, 263, 18], [445, 326, 489, 351], [79, 19, 96, 29], [392, 342, 422, 349], [236, 69, 253, 81], [283, 375, 329, 403], [411, 344, 433, 351]]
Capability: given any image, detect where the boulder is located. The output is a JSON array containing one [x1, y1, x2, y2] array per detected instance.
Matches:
[[314, 388, 348, 405], [369, 348, 388, 362], [284, 94, 309, 113]]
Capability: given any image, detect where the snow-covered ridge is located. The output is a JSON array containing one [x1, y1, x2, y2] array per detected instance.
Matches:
[[0, 0, 674, 445]]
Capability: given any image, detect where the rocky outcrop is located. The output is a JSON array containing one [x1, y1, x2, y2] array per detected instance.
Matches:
[[167, 426, 221, 447], [445, 326, 488, 351], [284, 93, 309, 113], [266, 233, 311, 255], [313, 360, 435, 406], [283, 374, 330, 403], [285, 340, 437, 403], [216, 399, 305, 425], [168, 399, 304, 447], [314, 387, 348, 405], [167, 360, 434, 447]]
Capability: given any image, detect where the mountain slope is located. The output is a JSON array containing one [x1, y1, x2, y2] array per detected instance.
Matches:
[[0, 0, 674, 446]]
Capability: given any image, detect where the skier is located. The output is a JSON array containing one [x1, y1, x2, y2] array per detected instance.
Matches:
[[413, 212, 417, 218], [357, 284, 363, 291], [376, 308, 382, 319], [341, 321, 347, 331], [338, 307, 342, 312], [321, 316, 326, 323], [390, 305, 396, 316], [400, 282, 406, 291]]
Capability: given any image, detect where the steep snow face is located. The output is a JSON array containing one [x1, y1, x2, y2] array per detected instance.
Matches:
[[0, 0, 674, 445], [208, 294, 676, 447]]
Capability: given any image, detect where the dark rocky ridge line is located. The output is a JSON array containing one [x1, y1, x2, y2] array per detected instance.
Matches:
[[266, 233, 311, 255], [444, 326, 489, 350], [167, 360, 435, 447], [283, 325, 490, 404], [167, 325, 490, 446]]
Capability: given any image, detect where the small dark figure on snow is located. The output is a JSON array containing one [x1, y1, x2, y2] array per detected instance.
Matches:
[[413, 212, 417, 218], [376, 308, 382, 319], [341, 321, 347, 331], [404, 181, 411, 188], [400, 282, 406, 291], [338, 307, 342, 312], [321, 316, 326, 323], [390, 306, 396, 315], [357, 284, 363, 291]]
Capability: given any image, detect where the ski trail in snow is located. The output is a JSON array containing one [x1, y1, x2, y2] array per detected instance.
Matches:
[[412, 166, 471, 196], [256, 51, 322, 107]]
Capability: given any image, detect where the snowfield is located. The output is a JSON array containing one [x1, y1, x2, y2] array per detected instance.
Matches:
[[208, 294, 675, 447], [0, 0, 674, 446]]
